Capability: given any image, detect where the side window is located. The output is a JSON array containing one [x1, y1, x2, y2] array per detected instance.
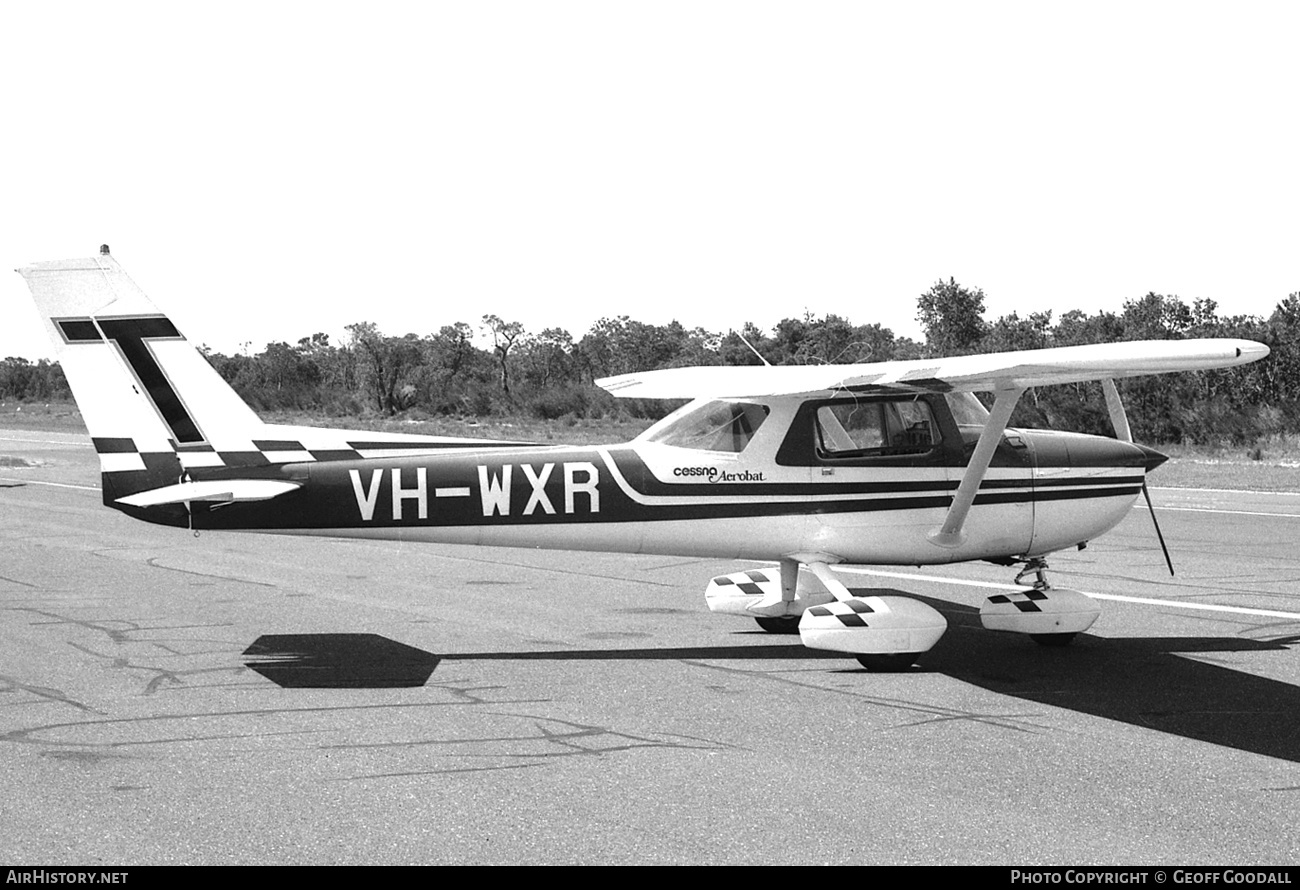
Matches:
[[816, 399, 939, 458]]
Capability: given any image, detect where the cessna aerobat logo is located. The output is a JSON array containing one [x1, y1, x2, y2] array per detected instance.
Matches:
[[348, 461, 601, 522], [673, 466, 766, 482]]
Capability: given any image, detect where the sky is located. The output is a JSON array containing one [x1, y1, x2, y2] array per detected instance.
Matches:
[[2, 1, 1297, 361]]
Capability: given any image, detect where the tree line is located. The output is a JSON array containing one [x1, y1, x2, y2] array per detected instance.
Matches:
[[4, 280, 1298, 445]]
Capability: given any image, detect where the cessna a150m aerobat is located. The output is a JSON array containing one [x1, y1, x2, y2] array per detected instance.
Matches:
[[17, 249, 1270, 669]]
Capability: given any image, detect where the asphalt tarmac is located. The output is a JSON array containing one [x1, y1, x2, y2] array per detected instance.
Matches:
[[2, 430, 1298, 864]]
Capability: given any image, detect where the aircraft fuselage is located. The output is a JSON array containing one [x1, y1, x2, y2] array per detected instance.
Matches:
[[109, 392, 1156, 567]]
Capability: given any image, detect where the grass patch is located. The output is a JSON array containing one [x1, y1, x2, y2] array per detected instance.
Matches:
[[0, 401, 86, 433], [1154, 434, 1300, 492], [259, 409, 656, 446], [1153, 460, 1300, 492], [0, 401, 655, 446]]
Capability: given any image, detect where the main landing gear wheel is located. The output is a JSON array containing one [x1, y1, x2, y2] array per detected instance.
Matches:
[[855, 653, 919, 672], [754, 616, 801, 634], [1031, 632, 1077, 647]]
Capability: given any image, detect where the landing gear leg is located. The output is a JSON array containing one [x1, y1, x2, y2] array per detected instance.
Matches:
[[1014, 556, 1052, 590], [754, 558, 802, 634], [1017, 558, 1080, 648]]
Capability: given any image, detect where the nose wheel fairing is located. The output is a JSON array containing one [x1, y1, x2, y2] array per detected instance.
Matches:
[[979, 557, 1100, 641]]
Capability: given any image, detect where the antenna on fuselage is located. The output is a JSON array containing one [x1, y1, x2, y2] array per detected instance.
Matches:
[[736, 331, 771, 366]]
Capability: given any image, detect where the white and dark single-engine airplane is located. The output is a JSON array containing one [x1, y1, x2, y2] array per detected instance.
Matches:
[[16, 249, 1271, 670]]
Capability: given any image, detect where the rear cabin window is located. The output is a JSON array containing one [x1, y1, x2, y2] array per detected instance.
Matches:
[[815, 399, 939, 458], [645, 400, 769, 453]]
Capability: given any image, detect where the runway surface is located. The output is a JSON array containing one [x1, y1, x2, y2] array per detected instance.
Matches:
[[2, 429, 1298, 864]]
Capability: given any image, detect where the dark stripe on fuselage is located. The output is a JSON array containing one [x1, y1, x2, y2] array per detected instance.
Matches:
[[606, 448, 1142, 498], [177, 481, 1142, 532], [142, 443, 1145, 533]]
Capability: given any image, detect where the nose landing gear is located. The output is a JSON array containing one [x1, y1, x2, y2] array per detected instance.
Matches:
[[980, 557, 1100, 646]]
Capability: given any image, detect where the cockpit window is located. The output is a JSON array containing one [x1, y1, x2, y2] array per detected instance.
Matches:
[[645, 400, 769, 453], [815, 398, 939, 457]]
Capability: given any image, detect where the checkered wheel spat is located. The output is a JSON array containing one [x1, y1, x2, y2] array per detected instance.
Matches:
[[986, 590, 1049, 612], [979, 587, 1101, 635], [805, 598, 877, 627]]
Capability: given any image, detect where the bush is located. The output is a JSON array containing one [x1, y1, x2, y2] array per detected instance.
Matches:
[[527, 385, 592, 420]]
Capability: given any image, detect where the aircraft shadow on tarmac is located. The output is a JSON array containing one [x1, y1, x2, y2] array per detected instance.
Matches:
[[243, 634, 441, 688], [912, 596, 1300, 765], [243, 596, 1300, 764]]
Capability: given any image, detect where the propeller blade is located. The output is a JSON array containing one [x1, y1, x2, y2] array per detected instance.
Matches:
[[1141, 482, 1175, 576], [1106, 379, 1174, 575], [1102, 378, 1133, 442]]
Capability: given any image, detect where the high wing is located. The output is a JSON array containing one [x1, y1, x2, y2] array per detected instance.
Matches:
[[596, 338, 1270, 398]]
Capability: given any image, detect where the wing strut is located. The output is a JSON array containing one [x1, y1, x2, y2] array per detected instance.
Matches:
[[929, 387, 1025, 548]]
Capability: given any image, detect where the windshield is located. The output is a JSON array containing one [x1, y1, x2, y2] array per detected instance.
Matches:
[[945, 392, 991, 426], [644, 400, 769, 453]]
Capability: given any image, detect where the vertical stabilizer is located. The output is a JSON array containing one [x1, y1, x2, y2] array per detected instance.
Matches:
[[17, 251, 268, 502]]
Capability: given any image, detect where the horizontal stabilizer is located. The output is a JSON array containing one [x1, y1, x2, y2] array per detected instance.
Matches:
[[116, 479, 302, 507]]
